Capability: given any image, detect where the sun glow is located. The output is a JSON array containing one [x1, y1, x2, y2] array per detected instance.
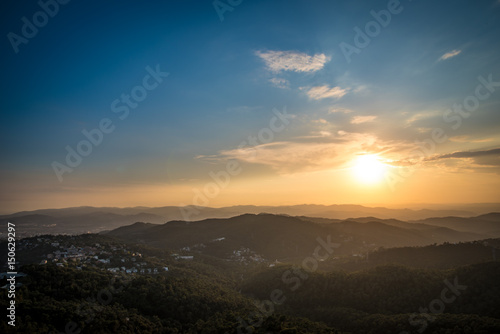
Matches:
[[352, 154, 387, 184]]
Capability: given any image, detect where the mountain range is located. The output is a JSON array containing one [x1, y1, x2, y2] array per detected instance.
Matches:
[[2, 203, 500, 237]]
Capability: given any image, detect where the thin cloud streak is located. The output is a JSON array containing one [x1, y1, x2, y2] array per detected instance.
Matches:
[[351, 115, 377, 124], [305, 85, 347, 100], [439, 49, 462, 61], [427, 148, 500, 160]]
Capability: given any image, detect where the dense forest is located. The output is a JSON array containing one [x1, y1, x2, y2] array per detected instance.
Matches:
[[1, 231, 500, 333], [0, 262, 343, 333], [241, 262, 500, 333]]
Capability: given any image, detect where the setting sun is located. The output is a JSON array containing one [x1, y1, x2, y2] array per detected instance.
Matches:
[[352, 154, 387, 184]]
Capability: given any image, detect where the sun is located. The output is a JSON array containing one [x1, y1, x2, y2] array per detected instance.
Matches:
[[352, 154, 387, 184]]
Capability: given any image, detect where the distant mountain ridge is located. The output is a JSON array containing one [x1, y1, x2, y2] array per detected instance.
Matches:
[[1, 204, 499, 238], [4, 203, 496, 221], [411, 212, 500, 235]]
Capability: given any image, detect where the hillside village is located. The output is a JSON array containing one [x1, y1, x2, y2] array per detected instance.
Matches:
[[14, 236, 170, 275], [3, 233, 276, 279]]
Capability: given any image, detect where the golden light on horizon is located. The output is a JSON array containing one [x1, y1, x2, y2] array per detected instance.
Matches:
[[352, 154, 387, 185]]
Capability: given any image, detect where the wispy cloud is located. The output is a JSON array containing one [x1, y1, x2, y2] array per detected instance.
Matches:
[[424, 148, 500, 173], [329, 107, 353, 114], [304, 85, 347, 100], [351, 115, 377, 124], [312, 118, 328, 124], [255, 50, 330, 72], [439, 49, 461, 61], [206, 132, 394, 174], [403, 110, 441, 127], [427, 148, 500, 161], [269, 77, 290, 89], [449, 136, 494, 143]]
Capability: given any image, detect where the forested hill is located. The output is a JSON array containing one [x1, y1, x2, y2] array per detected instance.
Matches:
[[241, 261, 500, 333], [324, 239, 500, 271], [2, 259, 499, 333], [105, 213, 494, 262]]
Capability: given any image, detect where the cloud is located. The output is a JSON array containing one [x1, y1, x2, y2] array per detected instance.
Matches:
[[329, 107, 353, 114], [427, 148, 500, 161], [304, 85, 347, 100], [207, 132, 395, 174], [255, 50, 330, 72], [449, 136, 494, 143], [352, 85, 369, 94], [400, 110, 447, 130], [351, 115, 377, 124], [312, 118, 328, 124], [439, 49, 461, 61], [269, 77, 290, 89], [423, 148, 500, 174]]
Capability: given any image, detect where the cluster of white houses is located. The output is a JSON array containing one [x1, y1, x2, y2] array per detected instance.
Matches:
[[20, 238, 172, 275], [230, 247, 265, 263], [106, 267, 169, 274]]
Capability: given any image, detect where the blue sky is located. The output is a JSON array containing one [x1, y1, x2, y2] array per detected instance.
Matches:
[[1, 0, 500, 213]]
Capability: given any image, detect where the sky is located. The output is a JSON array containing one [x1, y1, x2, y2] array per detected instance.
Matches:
[[1, 0, 500, 214]]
